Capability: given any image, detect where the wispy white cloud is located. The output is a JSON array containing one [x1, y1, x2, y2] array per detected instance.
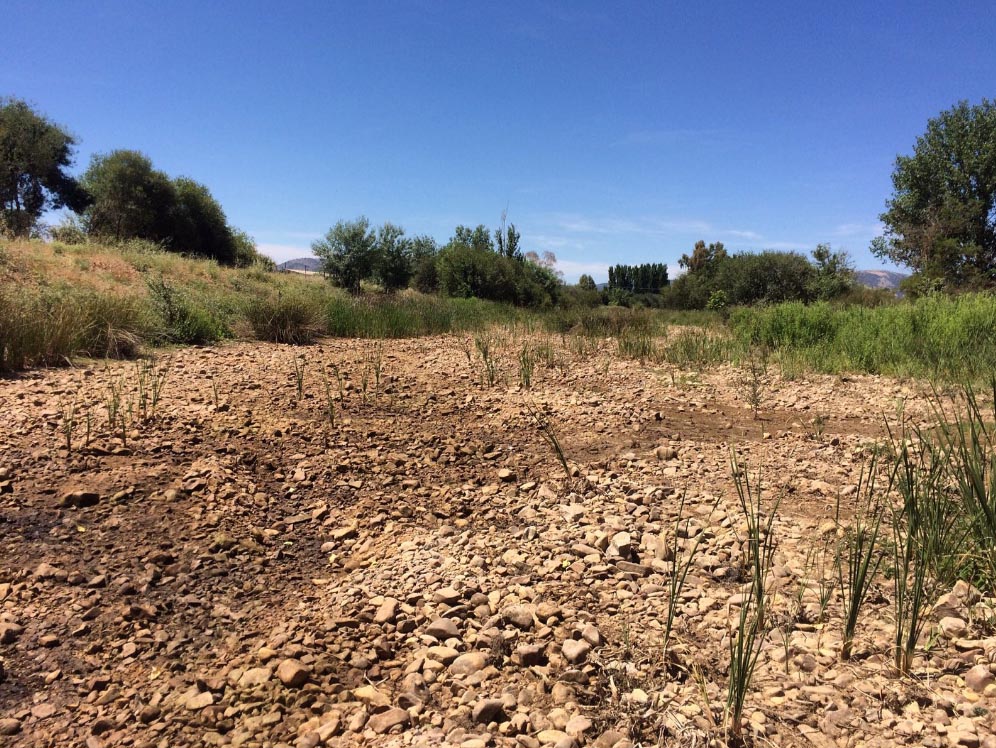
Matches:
[[548, 213, 714, 237], [722, 229, 763, 241], [833, 222, 883, 237]]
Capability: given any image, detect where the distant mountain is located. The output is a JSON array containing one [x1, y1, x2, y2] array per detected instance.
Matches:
[[855, 269, 907, 290], [278, 257, 321, 273]]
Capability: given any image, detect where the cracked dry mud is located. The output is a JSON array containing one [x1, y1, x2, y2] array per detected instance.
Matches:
[[1, 333, 994, 748]]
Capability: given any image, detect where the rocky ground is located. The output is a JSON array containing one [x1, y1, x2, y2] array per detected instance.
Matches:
[[2, 329, 995, 748]]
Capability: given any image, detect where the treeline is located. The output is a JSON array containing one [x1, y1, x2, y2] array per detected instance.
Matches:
[[0, 97, 272, 268], [608, 263, 669, 293], [572, 244, 857, 311], [312, 216, 562, 307], [662, 241, 856, 310]]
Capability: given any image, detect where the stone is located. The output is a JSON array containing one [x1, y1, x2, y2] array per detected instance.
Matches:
[[472, 698, 506, 724], [965, 664, 994, 693], [581, 623, 602, 647], [237, 667, 272, 687], [185, 691, 214, 710], [354, 685, 392, 708], [939, 617, 969, 638], [276, 658, 310, 688], [513, 644, 547, 667], [34, 562, 65, 580], [433, 586, 462, 605], [374, 597, 400, 624], [450, 651, 488, 676], [593, 730, 628, 748], [427, 645, 459, 664], [502, 604, 536, 630], [0, 718, 21, 735], [0, 622, 24, 644], [537, 730, 573, 746], [60, 490, 100, 508], [426, 618, 460, 639], [367, 707, 409, 734], [562, 639, 591, 665], [566, 715, 593, 738]]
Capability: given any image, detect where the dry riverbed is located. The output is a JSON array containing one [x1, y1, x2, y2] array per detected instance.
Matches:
[[1, 332, 993, 748]]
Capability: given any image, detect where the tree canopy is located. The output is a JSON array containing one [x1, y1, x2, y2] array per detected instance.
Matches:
[[872, 99, 996, 289], [313, 217, 379, 293], [0, 98, 89, 237], [81, 149, 253, 265]]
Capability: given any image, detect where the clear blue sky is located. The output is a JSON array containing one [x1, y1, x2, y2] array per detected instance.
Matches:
[[5, 1, 995, 281]]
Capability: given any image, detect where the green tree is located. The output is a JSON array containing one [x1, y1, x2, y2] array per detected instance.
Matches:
[[495, 211, 522, 260], [679, 240, 727, 275], [82, 150, 177, 242], [0, 98, 89, 236], [171, 177, 237, 264], [232, 229, 274, 269], [872, 100, 996, 288], [578, 274, 597, 291], [452, 224, 493, 252], [374, 221, 413, 292], [312, 217, 378, 293], [410, 234, 440, 293], [809, 243, 855, 300]]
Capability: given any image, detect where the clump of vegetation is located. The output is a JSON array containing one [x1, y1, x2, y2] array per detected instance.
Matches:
[[730, 294, 996, 380], [244, 291, 323, 345]]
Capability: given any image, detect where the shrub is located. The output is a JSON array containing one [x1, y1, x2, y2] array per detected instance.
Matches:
[[244, 292, 323, 344], [146, 276, 226, 344], [0, 286, 147, 371]]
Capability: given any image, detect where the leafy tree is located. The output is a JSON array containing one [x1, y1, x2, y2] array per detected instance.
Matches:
[[872, 100, 996, 288], [809, 243, 855, 300], [678, 240, 727, 275], [436, 237, 559, 307], [410, 234, 440, 293], [716, 251, 815, 305], [172, 177, 237, 264], [312, 216, 378, 293], [495, 212, 522, 260], [82, 150, 177, 242], [665, 249, 817, 309], [578, 274, 597, 291], [374, 221, 413, 292], [452, 224, 494, 252], [0, 98, 89, 236], [232, 229, 274, 269], [82, 150, 247, 265]]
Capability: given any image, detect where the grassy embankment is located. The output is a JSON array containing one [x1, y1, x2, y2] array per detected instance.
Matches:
[[0, 239, 524, 372], [4, 238, 996, 383]]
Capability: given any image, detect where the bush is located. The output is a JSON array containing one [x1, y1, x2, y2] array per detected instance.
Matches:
[[730, 293, 996, 379], [244, 292, 323, 345], [436, 243, 559, 307], [146, 276, 227, 344], [0, 286, 147, 371]]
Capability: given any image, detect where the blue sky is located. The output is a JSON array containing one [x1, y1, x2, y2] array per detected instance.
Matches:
[[5, 1, 995, 281]]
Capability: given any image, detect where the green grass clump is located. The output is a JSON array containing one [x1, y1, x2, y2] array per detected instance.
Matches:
[[326, 293, 518, 338], [730, 294, 996, 380], [244, 291, 324, 345], [1, 286, 148, 371], [146, 275, 227, 344]]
